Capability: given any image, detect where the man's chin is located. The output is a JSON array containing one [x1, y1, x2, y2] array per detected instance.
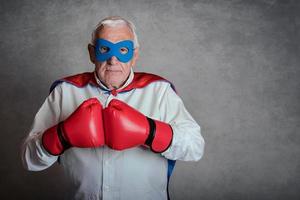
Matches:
[[106, 79, 125, 89], [102, 71, 129, 89]]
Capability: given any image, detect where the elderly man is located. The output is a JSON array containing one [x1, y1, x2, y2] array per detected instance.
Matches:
[[21, 16, 205, 200]]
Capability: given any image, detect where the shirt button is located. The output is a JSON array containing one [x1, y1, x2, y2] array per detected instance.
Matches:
[[111, 89, 118, 96]]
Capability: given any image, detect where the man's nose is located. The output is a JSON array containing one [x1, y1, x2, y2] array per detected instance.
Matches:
[[107, 56, 118, 65]]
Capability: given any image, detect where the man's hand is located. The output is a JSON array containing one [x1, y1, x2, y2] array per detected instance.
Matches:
[[103, 99, 173, 153], [42, 98, 105, 155]]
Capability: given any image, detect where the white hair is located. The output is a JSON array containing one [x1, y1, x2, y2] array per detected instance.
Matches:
[[91, 16, 139, 48]]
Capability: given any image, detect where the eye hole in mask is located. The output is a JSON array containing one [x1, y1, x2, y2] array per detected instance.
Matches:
[[99, 46, 109, 53], [119, 47, 129, 55], [95, 39, 134, 63]]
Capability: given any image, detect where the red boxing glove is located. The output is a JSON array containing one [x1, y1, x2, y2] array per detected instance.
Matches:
[[103, 99, 173, 153], [42, 98, 105, 155]]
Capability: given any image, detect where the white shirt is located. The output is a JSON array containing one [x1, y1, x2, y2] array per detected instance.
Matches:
[[21, 68, 205, 200]]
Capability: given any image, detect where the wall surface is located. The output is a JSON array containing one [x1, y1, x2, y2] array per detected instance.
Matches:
[[1, 0, 299, 199]]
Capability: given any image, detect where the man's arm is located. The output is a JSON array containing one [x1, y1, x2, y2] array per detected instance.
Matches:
[[160, 84, 205, 161], [21, 86, 62, 171]]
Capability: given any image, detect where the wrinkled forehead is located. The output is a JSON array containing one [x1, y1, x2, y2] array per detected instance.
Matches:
[[95, 25, 134, 44]]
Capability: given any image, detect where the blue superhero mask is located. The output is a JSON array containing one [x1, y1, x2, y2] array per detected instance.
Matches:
[[95, 39, 134, 63]]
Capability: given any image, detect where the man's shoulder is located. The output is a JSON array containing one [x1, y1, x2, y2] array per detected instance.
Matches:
[[133, 72, 170, 86], [131, 72, 177, 93], [49, 71, 97, 93], [133, 72, 165, 80]]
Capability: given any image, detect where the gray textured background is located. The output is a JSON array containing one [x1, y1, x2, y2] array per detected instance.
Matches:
[[1, 0, 299, 199]]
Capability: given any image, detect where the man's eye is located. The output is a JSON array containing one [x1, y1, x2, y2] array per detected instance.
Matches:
[[119, 47, 129, 55], [100, 46, 109, 53]]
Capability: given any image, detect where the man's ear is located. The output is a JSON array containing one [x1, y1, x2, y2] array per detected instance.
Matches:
[[88, 44, 96, 64], [131, 47, 139, 68]]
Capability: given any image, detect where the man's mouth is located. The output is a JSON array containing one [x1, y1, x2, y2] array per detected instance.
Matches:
[[106, 69, 122, 72]]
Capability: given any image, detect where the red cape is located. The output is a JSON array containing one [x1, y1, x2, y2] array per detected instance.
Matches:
[[50, 72, 176, 95]]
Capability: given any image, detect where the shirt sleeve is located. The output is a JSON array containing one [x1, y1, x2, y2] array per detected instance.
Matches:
[[160, 84, 205, 161], [21, 85, 62, 171]]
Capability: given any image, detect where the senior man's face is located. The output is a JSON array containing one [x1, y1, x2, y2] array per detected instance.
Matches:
[[88, 25, 139, 90]]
